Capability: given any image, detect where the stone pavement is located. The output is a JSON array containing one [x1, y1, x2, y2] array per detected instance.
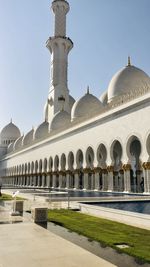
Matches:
[[0, 221, 117, 267], [0, 198, 117, 267], [1, 189, 150, 267]]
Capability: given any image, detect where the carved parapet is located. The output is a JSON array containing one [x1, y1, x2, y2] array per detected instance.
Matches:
[[107, 166, 114, 172], [142, 162, 150, 170], [122, 164, 131, 171]]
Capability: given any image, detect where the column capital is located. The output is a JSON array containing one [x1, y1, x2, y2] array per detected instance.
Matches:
[[83, 168, 94, 174], [107, 166, 114, 172], [122, 164, 131, 171], [93, 167, 102, 173], [142, 162, 150, 170]]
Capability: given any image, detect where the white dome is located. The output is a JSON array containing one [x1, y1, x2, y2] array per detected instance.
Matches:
[[71, 91, 103, 120], [50, 110, 71, 131], [100, 91, 108, 105], [0, 121, 21, 145], [34, 121, 49, 140], [44, 100, 49, 122], [107, 64, 150, 102], [69, 95, 75, 112], [13, 135, 24, 151], [7, 142, 14, 153], [23, 128, 34, 146]]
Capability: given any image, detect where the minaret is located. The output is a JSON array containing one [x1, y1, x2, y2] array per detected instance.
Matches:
[[45, 0, 73, 120]]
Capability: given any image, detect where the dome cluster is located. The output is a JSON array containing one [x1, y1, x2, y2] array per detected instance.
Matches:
[[1, 60, 150, 154]]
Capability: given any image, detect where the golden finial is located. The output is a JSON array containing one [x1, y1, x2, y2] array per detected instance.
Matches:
[[87, 86, 90, 94], [128, 56, 131, 66]]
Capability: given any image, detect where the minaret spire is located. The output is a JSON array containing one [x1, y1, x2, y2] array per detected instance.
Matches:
[[45, 0, 73, 119], [127, 56, 131, 66]]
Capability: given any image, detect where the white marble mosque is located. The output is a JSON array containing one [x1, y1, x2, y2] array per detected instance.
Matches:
[[0, 0, 150, 194]]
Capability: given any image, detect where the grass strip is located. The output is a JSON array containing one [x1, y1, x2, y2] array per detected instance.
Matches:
[[0, 194, 25, 201], [48, 209, 150, 264]]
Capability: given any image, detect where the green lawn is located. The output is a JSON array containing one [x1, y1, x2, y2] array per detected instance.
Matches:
[[48, 209, 150, 264], [0, 193, 25, 201]]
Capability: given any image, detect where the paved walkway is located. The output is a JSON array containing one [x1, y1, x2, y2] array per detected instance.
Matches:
[[0, 192, 117, 267], [0, 221, 116, 267], [1, 189, 150, 267]]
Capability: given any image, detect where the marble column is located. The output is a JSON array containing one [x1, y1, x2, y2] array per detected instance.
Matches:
[[66, 171, 70, 189], [42, 174, 46, 187], [91, 173, 95, 190], [37, 174, 41, 187], [119, 171, 124, 192], [83, 171, 89, 190], [114, 172, 118, 191], [102, 170, 108, 191], [59, 174, 63, 188], [123, 164, 131, 193], [107, 166, 114, 192], [46, 173, 51, 188], [137, 170, 141, 193], [94, 171, 100, 190], [52, 173, 57, 188], [74, 171, 79, 189], [143, 162, 150, 193]]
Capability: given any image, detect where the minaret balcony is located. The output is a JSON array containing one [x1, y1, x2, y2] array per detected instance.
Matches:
[[46, 36, 73, 53]]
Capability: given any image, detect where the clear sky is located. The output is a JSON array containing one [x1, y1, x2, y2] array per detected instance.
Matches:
[[0, 0, 150, 134]]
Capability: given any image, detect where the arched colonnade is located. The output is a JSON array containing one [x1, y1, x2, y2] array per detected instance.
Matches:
[[2, 134, 150, 193]]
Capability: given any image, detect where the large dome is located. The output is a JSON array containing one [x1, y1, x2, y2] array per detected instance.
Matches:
[[71, 91, 103, 121], [50, 110, 71, 131], [107, 64, 150, 102], [23, 128, 34, 146], [34, 121, 49, 140], [0, 121, 21, 145]]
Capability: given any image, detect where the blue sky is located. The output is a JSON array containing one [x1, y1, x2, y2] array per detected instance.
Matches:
[[0, 0, 150, 134]]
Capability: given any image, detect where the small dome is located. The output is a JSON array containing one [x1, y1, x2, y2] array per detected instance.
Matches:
[[13, 135, 24, 151], [107, 64, 150, 102], [69, 95, 75, 112], [0, 121, 21, 146], [23, 128, 34, 146], [50, 110, 71, 131], [34, 121, 49, 140], [7, 142, 14, 153], [71, 90, 103, 120], [100, 91, 108, 105], [44, 100, 49, 122]]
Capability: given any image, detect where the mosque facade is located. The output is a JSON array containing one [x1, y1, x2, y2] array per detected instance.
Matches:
[[0, 0, 150, 194]]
